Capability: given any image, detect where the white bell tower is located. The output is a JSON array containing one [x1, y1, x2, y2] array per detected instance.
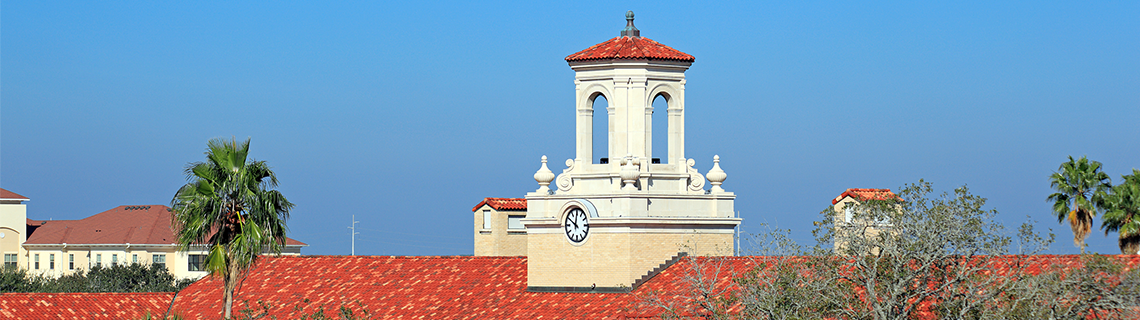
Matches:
[[523, 11, 740, 292]]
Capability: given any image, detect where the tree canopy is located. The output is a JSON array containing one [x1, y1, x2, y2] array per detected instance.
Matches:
[[1102, 169, 1140, 254], [171, 137, 292, 319], [1048, 155, 1111, 254]]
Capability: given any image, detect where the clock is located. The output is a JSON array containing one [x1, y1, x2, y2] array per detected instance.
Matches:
[[564, 207, 589, 243]]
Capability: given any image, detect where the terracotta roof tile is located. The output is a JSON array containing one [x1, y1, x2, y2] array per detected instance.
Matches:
[[0, 292, 174, 320], [472, 198, 527, 212], [165, 254, 1138, 319], [566, 36, 694, 63], [832, 188, 901, 205], [25, 205, 306, 246], [0, 188, 29, 201], [171, 256, 645, 319]]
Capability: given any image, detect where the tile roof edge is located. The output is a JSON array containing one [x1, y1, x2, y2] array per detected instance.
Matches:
[[471, 197, 527, 212], [0, 188, 30, 200], [264, 255, 524, 259]]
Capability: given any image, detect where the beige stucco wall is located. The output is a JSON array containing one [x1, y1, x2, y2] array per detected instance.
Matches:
[[0, 202, 28, 269], [24, 245, 300, 279], [525, 218, 734, 288], [832, 197, 895, 255], [473, 205, 527, 256], [25, 246, 207, 280]]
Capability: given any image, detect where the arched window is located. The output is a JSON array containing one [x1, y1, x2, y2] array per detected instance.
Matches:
[[592, 94, 609, 164], [651, 94, 669, 164]]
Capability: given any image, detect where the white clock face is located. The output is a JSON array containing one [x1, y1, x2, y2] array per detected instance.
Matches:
[[564, 208, 589, 243]]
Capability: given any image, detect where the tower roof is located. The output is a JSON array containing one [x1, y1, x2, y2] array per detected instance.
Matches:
[[565, 36, 695, 62], [565, 11, 694, 63]]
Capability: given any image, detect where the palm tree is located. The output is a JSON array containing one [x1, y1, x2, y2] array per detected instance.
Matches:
[[1047, 155, 1110, 254], [1101, 169, 1140, 254], [171, 138, 292, 319]]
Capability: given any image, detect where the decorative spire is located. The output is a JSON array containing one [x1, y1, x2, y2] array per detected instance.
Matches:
[[620, 10, 640, 38], [707, 155, 727, 193], [534, 155, 555, 193]]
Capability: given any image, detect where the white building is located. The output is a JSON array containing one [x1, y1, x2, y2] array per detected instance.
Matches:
[[0, 188, 305, 280]]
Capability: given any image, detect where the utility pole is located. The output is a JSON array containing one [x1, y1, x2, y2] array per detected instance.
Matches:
[[349, 215, 359, 256], [734, 212, 741, 256]]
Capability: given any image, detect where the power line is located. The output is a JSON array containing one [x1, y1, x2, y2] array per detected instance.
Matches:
[[355, 234, 464, 246], [353, 236, 464, 251], [355, 226, 471, 239]]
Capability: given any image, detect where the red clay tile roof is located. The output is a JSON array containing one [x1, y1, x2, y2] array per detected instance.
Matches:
[[24, 205, 306, 246], [471, 197, 527, 212], [171, 255, 647, 319], [0, 292, 175, 320], [0, 188, 29, 201], [566, 36, 694, 63], [832, 188, 901, 205], [168, 254, 1135, 319]]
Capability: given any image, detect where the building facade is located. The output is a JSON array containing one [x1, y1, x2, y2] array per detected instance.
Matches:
[[0, 189, 305, 280], [831, 188, 900, 254]]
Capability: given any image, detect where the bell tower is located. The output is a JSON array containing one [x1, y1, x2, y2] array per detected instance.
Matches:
[[523, 11, 740, 292]]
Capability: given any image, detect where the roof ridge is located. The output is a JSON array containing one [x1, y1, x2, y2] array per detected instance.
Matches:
[[145, 205, 169, 244], [60, 226, 72, 243], [8, 291, 178, 296], [565, 36, 694, 62]]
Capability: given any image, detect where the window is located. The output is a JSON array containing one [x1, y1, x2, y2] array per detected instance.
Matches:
[[95, 254, 102, 267], [34, 254, 40, 269], [875, 214, 892, 226], [507, 215, 525, 230], [188, 254, 206, 272], [133, 254, 138, 264], [651, 93, 669, 163], [153, 254, 166, 268], [69, 254, 74, 270], [112, 254, 118, 266], [4, 254, 16, 268], [592, 94, 609, 164], [49, 254, 55, 270], [482, 210, 492, 229], [844, 206, 853, 223]]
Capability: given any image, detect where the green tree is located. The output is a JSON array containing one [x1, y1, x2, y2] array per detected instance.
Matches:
[[0, 265, 45, 292], [171, 138, 293, 319], [1102, 169, 1140, 254], [1048, 155, 1111, 254], [83, 263, 195, 292], [1, 263, 192, 293]]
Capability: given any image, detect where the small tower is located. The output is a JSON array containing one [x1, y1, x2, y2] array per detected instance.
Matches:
[[523, 12, 740, 291], [831, 188, 901, 254]]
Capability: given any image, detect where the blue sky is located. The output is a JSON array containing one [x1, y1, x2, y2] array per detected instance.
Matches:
[[3, 1, 1137, 256]]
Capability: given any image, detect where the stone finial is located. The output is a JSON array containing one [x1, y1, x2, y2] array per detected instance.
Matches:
[[534, 155, 555, 193], [707, 155, 727, 193], [619, 153, 641, 191], [621, 10, 640, 38]]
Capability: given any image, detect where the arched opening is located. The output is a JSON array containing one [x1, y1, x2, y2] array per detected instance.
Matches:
[[592, 94, 609, 164], [651, 93, 669, 164]]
